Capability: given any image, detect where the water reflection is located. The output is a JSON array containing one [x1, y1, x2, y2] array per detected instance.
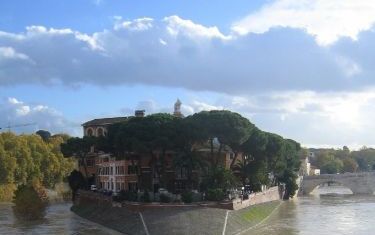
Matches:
[[251, 185, 375, 235], [0, 202, 122, 235]]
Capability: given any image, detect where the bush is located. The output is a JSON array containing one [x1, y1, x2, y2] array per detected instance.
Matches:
[[141, 190, 151, 202], [159, 193, 171, 203], [181, 191, 193, 203], [0, 183, 16, 202], [206, 188, 225, 201], [12, 184, 48, 220], [118, 190, 138, 202]]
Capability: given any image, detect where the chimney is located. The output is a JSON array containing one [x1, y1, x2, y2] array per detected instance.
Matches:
[[135, 110, 145, 117]]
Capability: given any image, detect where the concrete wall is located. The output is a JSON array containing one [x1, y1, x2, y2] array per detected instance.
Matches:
[[74, 189, 282, 235], [77, 186, 282, 212], [231, 186, 281, 210]]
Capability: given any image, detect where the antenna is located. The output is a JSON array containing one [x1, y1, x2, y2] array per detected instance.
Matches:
[[0, 122, 37, 132]]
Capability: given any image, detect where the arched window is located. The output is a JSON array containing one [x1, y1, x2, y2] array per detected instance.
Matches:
[[97, 128, 104, 137], [87, 128, 93, 136]]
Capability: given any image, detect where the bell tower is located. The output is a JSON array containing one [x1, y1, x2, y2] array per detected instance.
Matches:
[[173, 99, 183, 118]]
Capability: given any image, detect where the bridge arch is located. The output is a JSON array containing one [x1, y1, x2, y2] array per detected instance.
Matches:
[[302, 179, 353, 195], [299, 172, 375, 195]]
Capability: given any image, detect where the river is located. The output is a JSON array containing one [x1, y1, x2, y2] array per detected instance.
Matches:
[[0, 202, 122, 235], [0, 186, 374, 234], [252, 185, 375, 235]]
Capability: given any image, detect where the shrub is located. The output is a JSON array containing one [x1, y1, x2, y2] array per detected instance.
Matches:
[[141, 190, 151, 203], [118, 190, 138, 202], [181, 191, 193, 203], [159, 193, 171, 203], [206, 188, 225, 201], [12, 184, 49, 220], [0, 183, 16, 202]]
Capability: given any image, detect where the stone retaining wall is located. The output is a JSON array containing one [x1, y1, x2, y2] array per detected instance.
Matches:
[[76, 186, 282, 211], [231, 186, 282, 210]]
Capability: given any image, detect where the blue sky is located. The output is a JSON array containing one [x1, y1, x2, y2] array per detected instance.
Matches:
[[2, 0, 375, 149], [0, 0, 264, 33]]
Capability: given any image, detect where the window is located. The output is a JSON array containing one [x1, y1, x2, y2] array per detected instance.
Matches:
[[97, 128, 104, 137], [128, 165, 138, 175], [229, 153, 234, 160], [176, 167, 187, 179], [87, 128, 93, 136], [86, 159, 94, 167], [128, 182, 138, 192]]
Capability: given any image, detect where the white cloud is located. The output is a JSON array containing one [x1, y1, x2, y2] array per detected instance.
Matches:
[[114, 17, 154, 31], [335, 55, 362, 77], [8, 97, 22, 104], [209, 90, 375, 149], [115, 92, 375, 149], [232, 0, 375, 46], [1, 14, 375, 94], [0, 47, 30, 61], [159, 38, 167, 45], [0, 97, 79, 135], [164, 15, 231, 40]]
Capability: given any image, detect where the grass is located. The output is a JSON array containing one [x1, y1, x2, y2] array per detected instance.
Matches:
[[239, 201, 281, 222]]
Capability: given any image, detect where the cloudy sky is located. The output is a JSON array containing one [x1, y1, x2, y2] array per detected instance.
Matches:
[[1, 0, 375, 149]]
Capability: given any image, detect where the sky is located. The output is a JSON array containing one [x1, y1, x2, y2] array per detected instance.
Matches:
[[2, 0, 375, 149]]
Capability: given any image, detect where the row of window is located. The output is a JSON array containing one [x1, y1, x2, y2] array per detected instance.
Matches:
[[98, 165, 139, 175], [86, 127, 106, 137], [99, 181, 138, 192]]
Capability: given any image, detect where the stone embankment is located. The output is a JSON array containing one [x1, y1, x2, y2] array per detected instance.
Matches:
[[72, 187, 282, 235]]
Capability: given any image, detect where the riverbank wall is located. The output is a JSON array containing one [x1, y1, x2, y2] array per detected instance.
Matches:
[[72, 187, 282, 234]]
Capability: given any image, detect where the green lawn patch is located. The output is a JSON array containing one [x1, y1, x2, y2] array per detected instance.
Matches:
[[240, 201, 281, 222]]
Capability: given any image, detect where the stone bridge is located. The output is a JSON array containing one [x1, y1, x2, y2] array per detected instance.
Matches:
[[299, 172, 375, 195]]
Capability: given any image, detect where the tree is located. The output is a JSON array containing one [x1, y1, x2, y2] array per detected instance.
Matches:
[[173, 116, 209, 190], [68, 170, 86, 201], [342, 158, 358, 173], [112, 114, 178, 190], [190, 110, 254, 168], [202, 166, 239, 193], [12, 184, 48, 220], [0, 132, 74, 201], [61, 136, 96, 178], [279, 169, 298, 199], [351, 148, 375, 171], [264, 133, 285, 185], [239, 128, 269, 190], [36, 130, 51, 142], [314, 151, 335, 169], [321, 159, 343, 174]]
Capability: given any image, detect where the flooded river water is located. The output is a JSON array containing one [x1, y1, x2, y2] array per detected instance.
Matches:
[[252, 185, 375, 235], [0, 185, 374, 234], [0, 202, 121, 235]]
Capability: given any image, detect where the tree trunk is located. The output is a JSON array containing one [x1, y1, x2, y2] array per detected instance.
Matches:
[[216, 143, 223, 167], [210, 138, 214, 167], [160, 149, 167, 188], [230, 151, 239, 169], [81, 155, 89, 179]]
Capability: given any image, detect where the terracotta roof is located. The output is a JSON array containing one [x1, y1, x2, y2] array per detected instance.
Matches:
[[82, 117, 129, 126]]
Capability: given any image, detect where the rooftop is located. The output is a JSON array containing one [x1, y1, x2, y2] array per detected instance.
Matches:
[[82, 117, 129, 126]]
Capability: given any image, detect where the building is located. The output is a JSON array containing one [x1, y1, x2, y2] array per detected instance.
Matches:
[[82, 116, 129, 137], [300, 156, 311, 176], [80, 99, 239, 194], [96, 154, 138, 192], [173, 99, 184, 118]]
